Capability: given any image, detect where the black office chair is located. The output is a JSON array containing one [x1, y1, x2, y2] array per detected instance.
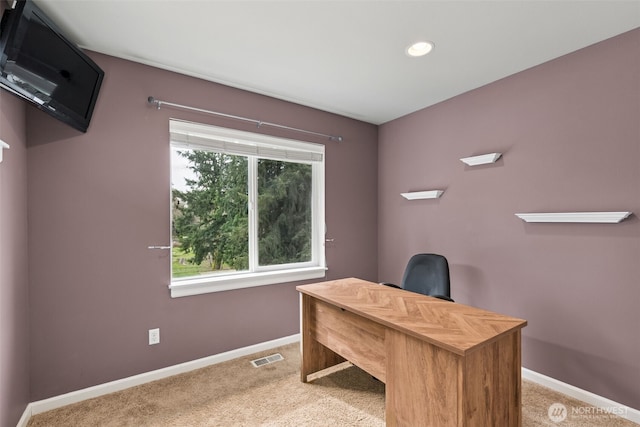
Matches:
[[382, 253, 454, 302]]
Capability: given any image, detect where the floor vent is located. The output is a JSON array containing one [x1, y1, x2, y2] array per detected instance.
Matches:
[[250, 353, 284, 368]]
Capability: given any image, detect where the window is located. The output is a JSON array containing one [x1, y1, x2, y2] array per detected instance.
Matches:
[[169, 120, 326, 297]]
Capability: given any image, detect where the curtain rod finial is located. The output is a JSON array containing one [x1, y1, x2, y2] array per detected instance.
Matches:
[[147, 96, 161, 110]]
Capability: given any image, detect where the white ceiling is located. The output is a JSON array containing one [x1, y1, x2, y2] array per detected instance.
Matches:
[[35, 0, 640, 125]]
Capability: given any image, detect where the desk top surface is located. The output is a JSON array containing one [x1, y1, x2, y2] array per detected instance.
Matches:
[[297, 277, 527, 356]]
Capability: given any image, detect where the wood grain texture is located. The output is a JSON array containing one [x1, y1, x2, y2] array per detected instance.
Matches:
[[297, 278, 527, 356], [460, 330, 521, 426], [298, 278, 526, 426], [311, 299, 386, 382], [300, 294, 345, 382], [386, 329, 459, 426]]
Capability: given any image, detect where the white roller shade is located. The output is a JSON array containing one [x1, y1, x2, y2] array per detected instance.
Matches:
[[170, 119, 324, 163]]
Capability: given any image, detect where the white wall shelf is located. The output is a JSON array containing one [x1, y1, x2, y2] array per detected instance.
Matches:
[[460, 152, 502, 166], [401, 190, 444, 200], [515, 212, 632, 223], [0, 139, 9, 163]]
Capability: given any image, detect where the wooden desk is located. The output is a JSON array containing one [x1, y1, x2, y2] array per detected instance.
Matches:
[[297, 278, 527, 427]]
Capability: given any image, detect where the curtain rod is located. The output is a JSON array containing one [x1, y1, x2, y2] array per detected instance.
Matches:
[[147, 96, 343, 142]]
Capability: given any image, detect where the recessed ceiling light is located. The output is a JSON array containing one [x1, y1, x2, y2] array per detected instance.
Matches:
[[406, 41, 434, 57]]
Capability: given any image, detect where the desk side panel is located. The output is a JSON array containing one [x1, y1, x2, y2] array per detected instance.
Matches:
[[462, 329, 522, 427], [300, 294, 346, 382], [386, 329, 459, 427]]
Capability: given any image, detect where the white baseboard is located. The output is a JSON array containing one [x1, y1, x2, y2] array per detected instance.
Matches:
[[522, 367, 640, 424], [16, 406, 31, 427], [19, 334, 300, 425], [17, 338, 639, 427]]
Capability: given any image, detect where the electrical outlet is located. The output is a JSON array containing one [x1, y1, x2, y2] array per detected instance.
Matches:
[[148, 328, 160, 345]]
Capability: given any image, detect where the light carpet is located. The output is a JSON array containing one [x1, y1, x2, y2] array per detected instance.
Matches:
[[27, 343, 637, 426]]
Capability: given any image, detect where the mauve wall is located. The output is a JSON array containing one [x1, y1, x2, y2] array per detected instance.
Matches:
[[378, 28, 640, 408], [27, 52, 378, 400], [0, 51, 30, 427]]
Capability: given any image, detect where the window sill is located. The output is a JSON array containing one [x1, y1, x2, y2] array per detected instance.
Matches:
[[169, 266, 327, 298]]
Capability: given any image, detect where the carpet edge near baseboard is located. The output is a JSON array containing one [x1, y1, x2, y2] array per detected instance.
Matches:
[[17, 335, 640, 426], [21, 334, 300, 426], [521, 367, 639, 424]]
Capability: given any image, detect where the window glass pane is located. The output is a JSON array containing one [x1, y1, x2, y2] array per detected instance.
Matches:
[[258, 159, 312, 266], [171, 148, 248, 278]]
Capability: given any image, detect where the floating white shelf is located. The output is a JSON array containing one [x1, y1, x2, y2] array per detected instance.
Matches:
[[460, 152, 502, 166], [0, 139, 9, 163], [515, 212, 632, 224], [401, 190, 444, 200]]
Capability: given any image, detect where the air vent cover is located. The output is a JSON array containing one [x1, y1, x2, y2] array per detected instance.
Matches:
[[250, 353, 284, 367]]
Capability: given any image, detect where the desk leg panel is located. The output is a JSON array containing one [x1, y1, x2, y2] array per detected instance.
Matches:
[[300, 294, 346, 382], [461, 330, 522, 427], [386, 329, 459, 427]]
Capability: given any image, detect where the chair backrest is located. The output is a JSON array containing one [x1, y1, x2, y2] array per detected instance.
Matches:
[[401, 253, 451, 298]]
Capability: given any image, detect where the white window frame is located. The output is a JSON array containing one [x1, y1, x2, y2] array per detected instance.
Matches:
[[168, 119, 326, 298]]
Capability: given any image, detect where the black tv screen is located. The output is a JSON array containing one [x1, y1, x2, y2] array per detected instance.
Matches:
[[0, 0, 104, 132]]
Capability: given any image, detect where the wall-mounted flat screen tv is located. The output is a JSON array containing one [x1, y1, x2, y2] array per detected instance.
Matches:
[[0, 0, 104, 133]]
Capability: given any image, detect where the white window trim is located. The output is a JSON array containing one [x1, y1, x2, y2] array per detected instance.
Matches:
[[169, 266, 327, 298], [168, 119, 326, 298]]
